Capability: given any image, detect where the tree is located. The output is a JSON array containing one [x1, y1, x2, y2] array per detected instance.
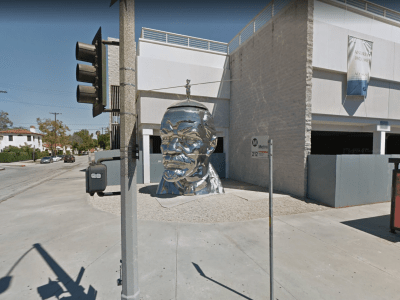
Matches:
[[0, 111, 13, 130], [37, 118, 70, 155], [96, 127, 110, 150], [97, 133, 110, 150], [71, 130, 96, 153]]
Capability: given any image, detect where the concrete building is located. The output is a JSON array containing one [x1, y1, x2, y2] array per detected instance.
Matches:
[[0, 126, 44, 152], [107, 0, 400, 204]]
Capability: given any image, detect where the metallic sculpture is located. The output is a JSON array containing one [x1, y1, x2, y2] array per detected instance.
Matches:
[[156, 80, 224, 196]]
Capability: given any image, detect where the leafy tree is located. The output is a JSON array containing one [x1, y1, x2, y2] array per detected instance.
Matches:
[[71, 130, 96, 153], [0, 110, 13, 130], [69, 134, 83, 153], [37, 118, 70, 155], [97, 133, 110, 150], [96, 127, 110, 150]]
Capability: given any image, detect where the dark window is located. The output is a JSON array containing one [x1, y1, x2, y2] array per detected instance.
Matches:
[[150, 136, 162, 154], [311, 131, 373, 155], [214, 137, 224, 153], [386, 134, 400, 154], [27, 135, 31, 141], [9, 135, 13, 141]]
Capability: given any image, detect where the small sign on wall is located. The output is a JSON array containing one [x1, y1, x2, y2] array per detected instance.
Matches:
[[251, 135, 269, 159]]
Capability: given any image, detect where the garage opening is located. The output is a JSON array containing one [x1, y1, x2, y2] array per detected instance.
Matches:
[[386, 134, 400, 154], [311, 131, 373, 155]]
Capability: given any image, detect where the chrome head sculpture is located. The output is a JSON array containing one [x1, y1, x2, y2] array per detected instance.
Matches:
[[156, 80, 224, 196]]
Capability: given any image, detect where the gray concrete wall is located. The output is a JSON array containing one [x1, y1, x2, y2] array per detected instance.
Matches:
[[229, 0, 314, 198], [307, 155, 337, 207], [308, 154, 400, 207]]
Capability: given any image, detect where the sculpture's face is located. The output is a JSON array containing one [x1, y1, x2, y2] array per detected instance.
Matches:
[[160, 107, 217, 183]]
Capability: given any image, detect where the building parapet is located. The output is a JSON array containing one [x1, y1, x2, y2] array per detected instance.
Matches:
[[227, 0, 293, 54], [332, 0, 400, 23], [141, 27, 228, 54]]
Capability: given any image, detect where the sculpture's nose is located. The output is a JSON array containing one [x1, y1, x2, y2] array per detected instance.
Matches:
[[166, 137, 182, 154]]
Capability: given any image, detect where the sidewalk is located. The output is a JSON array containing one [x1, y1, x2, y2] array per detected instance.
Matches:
[[1, 165, 399, 299], [0, 159, 39, 167]]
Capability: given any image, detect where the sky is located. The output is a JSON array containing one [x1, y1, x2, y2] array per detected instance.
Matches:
[[0, 0, 399, 137]]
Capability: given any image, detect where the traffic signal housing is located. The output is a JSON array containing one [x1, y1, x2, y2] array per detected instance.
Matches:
[[76, 27, 106, 117]]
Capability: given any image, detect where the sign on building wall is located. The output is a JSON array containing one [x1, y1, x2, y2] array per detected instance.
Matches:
[[347, 36, 373, 97], [251, 135, 269, 159]]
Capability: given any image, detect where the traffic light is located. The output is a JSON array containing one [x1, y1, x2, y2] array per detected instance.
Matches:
[[76, 27, 106, 117]]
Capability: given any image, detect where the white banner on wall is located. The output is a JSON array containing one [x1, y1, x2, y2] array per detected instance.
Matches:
[[347, 36, 373, 97]]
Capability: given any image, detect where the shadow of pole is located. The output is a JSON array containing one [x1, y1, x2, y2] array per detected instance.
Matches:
[[0, 246, 34, 294], [33, 243, 97, 300], [192, 262, 253, 300]]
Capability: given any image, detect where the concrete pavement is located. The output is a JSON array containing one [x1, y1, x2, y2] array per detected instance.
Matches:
[[1, 160, 400, 299]]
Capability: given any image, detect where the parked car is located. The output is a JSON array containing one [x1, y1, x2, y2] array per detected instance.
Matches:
[[40, 156, 53, 164], [57, 155, 65, 161], [51, 156, 62, 162], [64, 155, 75, 163]]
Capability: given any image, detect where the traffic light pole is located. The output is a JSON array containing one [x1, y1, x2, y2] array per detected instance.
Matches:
[[119, 0, 139, 299]]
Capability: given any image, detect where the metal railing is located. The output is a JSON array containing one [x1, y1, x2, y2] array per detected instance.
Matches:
[[227, 0, 293, 54], [141, 27, 228, 54], [335, 0, 400, 23]]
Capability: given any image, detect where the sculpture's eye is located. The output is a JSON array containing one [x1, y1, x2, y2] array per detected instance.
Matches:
[[184, 138, 200, 146]]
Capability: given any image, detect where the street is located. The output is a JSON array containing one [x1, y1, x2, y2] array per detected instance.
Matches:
[[0, 156, 87, 203]]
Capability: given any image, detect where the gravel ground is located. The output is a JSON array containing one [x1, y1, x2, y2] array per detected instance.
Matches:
[[88, 179, 332, 223]]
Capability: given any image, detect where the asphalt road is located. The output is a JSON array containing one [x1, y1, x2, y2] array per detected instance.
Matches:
[[0, 156, 87, 203]]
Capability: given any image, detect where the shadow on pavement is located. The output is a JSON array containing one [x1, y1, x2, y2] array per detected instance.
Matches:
[[192, 262, 253, 300], [34, 243, 97, 299], [139, 184, 180, 199], [0, 247, 34, 295], [0, 244, 97, 299], [342, 215, 400, 243]]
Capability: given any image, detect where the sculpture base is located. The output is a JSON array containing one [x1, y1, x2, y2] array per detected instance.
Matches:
[[155, 193, 213, 208]]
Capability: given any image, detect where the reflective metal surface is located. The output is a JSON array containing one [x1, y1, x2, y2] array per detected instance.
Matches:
[[156, 87, 224, 195]]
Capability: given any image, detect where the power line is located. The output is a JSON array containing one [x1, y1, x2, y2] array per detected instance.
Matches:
[[0, 98, 91, 110], [145, 79, 240, 92], [0, 83, 74, 95]]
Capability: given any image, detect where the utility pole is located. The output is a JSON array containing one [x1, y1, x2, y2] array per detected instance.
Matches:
[[49, 112, 61, 156], [118, 0, 139, 299]]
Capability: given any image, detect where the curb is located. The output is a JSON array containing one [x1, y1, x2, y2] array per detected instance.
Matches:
[[0, 164, 26, 167], [0, 167, 5, 171]]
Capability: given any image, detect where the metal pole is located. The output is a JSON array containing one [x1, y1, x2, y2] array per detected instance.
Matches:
[[49, 112, 61, 156], [119, 0, 139, 299], [268, 139, 274, 300]]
